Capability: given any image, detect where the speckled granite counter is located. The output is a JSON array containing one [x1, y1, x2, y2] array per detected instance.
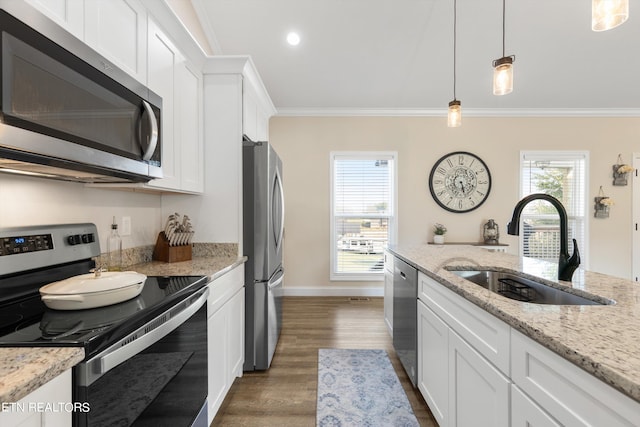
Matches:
[[0, 347, 84, 403], [128, 254, 246, 281], [0, 249, 245, 405], [389, 244, 640, 403]]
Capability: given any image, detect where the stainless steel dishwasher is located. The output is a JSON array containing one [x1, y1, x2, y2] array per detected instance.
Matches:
[[393, 257, 418, 387]]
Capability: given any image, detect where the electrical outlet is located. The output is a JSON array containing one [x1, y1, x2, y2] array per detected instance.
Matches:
[[121, 216, 131, 236]]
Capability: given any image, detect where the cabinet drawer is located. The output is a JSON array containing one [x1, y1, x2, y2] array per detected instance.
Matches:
[[418, 272, 510, 375], [511, 329, 640, 427], [208, 265, 244, 315]]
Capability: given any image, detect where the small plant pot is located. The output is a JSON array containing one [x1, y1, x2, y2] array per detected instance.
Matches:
[[434, 235, 445, 244]]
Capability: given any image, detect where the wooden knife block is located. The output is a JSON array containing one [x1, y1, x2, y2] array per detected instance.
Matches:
[[152, 232, 192, 263]]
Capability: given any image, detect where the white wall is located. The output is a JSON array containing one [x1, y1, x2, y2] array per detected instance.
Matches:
[[270, 116, 639, 293], [0, 174, 162, 253]]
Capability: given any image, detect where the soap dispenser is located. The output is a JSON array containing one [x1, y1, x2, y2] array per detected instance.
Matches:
[[107, 216, 122, 271]]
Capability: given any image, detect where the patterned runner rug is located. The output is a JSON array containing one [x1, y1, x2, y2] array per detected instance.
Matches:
[[316, 348, 419, 427]]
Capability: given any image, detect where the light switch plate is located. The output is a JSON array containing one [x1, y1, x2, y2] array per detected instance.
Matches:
[[121, 216, 131, 236]]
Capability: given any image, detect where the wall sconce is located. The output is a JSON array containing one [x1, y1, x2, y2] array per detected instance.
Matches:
[[612, 154, 633, 186], [594, 186, 614, 218], [592, 0, 629, 31]]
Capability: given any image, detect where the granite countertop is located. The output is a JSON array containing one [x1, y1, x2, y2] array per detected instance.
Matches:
[[0, 250, 245, 404], [0, 347, 84, 403], [389, 243, 640, 403], [129, 254, 246, 281]]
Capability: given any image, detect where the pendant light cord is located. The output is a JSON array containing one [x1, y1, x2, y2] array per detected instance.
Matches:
[[501, 0, 506, 57], [453, 0, 457, 100]]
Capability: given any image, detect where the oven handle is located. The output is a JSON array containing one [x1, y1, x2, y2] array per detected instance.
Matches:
[[78, 286, 209, 387]]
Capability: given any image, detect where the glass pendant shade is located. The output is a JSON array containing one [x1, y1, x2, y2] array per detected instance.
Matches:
[[592, 0, 629, 31], [448, 100, 461, 128], [493, 56, 514, 96]]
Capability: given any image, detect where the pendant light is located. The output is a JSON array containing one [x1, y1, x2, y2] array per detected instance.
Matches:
[[492, 0, 515, 96], [448, 0, 461, 127], [592, 0, 628, 31]]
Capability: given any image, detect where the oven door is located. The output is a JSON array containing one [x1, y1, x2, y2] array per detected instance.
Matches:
[[73, 286, 208, 427]]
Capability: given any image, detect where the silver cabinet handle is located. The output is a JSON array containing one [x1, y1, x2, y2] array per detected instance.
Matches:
[[141, 100, 158, 161]]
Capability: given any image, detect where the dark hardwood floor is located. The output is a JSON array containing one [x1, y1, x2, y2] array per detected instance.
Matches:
[[211, 296, 437, 426]]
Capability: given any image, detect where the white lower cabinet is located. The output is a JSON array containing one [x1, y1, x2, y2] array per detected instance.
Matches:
[[418, 296, 509, 427], [207, 264, 245, 424], [0, 369, 72, 427], [511, 329, 640, 427], [415, 268, 640, 427], [418, 300, 448, 426], [383, 250, 394, 336], [448, 330, 510, 427], [511, 384, 561, 427]]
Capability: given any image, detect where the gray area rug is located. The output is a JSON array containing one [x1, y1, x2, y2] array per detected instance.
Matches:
[[317, 348, 419, 427]]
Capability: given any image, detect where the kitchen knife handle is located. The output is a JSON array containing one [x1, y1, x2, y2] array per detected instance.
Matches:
[[141, 100, 158, 161]]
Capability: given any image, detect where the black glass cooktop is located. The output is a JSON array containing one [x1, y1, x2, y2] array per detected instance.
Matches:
[[0, 275, 207, 358]]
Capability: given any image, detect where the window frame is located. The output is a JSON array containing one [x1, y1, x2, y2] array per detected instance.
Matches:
[[519, 150, 589, 269], [329, 151, 398, 281]]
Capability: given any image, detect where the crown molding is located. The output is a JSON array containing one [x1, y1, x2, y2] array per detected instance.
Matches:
[[274, 107, 640, 118]]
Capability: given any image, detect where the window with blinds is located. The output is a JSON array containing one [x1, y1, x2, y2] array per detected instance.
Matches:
[[330, 152, 397, 280], [520, 151, 588, 266]]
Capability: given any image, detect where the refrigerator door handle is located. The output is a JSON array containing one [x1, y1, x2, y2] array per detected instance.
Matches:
[[273, 168, 285, 251], [268, 270, 284, 291]]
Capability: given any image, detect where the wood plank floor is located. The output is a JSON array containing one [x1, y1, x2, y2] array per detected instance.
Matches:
[[211, 296, 438, 426]]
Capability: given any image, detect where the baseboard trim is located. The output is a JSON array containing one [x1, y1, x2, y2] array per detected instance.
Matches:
[[282, 287, 383, 297]]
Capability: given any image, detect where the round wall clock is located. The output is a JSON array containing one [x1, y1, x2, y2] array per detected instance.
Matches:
[[428, 151, 492, 213]]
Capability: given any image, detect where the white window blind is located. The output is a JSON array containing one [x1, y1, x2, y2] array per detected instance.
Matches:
[[330, 152, 396, 280], [520, 151, 588, 266]]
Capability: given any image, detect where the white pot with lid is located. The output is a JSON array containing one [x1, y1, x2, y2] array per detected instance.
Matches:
[[39, 271, 147, 310]]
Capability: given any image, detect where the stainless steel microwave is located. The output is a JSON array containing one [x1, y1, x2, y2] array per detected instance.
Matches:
[[0, 4, 162, 183]]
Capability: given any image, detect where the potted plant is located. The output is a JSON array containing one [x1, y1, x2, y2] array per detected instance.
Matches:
[[433, 223, 447, 244]]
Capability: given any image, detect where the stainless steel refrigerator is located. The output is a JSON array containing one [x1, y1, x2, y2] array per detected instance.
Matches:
[[243, 137, 285, 371]]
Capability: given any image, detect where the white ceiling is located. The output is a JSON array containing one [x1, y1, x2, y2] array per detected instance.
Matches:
[[190, 0, 640, 116]]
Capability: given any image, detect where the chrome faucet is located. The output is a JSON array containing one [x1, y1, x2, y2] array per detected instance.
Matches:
[[507, 193, 581, 282]]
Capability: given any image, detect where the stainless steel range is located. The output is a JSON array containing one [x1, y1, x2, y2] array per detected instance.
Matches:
[[0, 223, 209, 427]]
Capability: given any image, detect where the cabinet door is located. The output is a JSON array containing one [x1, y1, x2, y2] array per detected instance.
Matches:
[[207, 305, 227, 423], [384, 266, 393, 335], [511, 385, 561, 427], [242, 83, 257, 142], [0, 369, 72, 427], [449, 330, 510, 427], [227, 287, 245, 380], [84, 0, 147, 83], [176, 60, 204, 193], [418, 300, 449, 427], [147, 19, 180, 190], [26, 0, 84, 39]]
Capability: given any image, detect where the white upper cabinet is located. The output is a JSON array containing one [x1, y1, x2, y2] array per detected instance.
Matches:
[[25, 0, 84, 39], [143, 18, 204, 193], [146, 18, 179, 190], [84, 0, 147, 83]]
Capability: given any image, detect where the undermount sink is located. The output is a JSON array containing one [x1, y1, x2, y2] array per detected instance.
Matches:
[[446, 269, 613, 306]]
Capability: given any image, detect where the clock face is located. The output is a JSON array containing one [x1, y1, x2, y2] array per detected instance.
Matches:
[[428, 151, 492, 213]]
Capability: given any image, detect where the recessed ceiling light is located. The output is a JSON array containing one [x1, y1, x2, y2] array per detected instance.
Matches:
[[286, 32, 300, 46]]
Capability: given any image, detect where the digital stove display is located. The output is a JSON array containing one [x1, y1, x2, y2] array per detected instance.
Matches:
[[0, 233, 53, 256]]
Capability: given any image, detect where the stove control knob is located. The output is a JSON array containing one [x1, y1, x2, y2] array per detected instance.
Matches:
[[67, 234, 81, 245]]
